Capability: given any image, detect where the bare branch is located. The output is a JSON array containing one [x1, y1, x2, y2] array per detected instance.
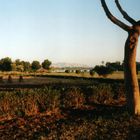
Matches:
[[115, 0, 136, 25], [100, 0, 131, 31]]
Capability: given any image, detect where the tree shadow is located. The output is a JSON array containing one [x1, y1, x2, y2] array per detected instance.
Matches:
[[61, 103, 127, 119]]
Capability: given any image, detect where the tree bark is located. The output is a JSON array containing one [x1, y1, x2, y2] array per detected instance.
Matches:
[[124, 30, 140, 115]]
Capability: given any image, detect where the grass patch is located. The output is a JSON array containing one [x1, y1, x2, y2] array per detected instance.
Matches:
[[0, 87, 61, 119]]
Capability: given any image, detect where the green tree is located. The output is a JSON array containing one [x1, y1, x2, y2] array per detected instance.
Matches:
[[14, 59, 23, 72], [11, 63, 17, 71], [106, 61, 123, 71], [42, 59, 52, 70], [89, 69, 95, 76], [65, 69, 70, 73], [93, 65, 114, 77], [31, 61, 41, 71], [15, 59, 22, 66], [76, 70, 81, 74], [22, 61, 31, 71], [0, 57, 12, 71], [16, 65, 24, 72]]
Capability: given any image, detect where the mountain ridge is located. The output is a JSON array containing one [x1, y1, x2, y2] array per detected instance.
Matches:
[[52, 62, 90, 68]]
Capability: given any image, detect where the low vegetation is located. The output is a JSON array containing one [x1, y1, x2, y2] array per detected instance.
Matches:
[[0, 76, 139, 139]]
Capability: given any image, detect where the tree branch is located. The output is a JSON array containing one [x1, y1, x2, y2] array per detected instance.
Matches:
[[115, 0, 136, 25], [100, 0, 131, 32]]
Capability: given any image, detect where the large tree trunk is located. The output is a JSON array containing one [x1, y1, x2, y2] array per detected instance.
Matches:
[[124, 31, 140, 115], [100, 0, 140, 115]]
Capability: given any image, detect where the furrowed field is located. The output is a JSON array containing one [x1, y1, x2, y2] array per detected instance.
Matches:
[[0, 72, 139, 139]]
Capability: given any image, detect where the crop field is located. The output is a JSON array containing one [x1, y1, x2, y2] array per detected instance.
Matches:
[[0, 73, 139, 139]]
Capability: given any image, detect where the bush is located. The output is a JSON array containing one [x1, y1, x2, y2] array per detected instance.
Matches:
[[31, 61, 41, 71], [19, 75, 24, 82], [62, 87, 85, 108], [93, 65, 114, 77], [76, 70, 81, 74], [89, 84, 113, 104], [42, 59, 52, 70], [7, 75, 13, 83], [0, 57, 12, 71], [0, 87, 61, 118], [65, 70, 70, 73], [90, 70, 95, 76], [111, 83, 125, 100], [0, 82, 126, 120], [0, 76, 3, 83]]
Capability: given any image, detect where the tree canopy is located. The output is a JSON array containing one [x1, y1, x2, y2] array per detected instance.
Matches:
[[42, 59, 52, 70]]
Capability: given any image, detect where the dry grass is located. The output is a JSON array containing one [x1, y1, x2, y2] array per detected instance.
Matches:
[[0, 87, 61, 120], [0, 79, 139, 139], [0, 81, 126, 120]]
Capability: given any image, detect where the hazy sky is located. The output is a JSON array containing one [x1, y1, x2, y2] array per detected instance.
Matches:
[[0, 0, 140, 66]]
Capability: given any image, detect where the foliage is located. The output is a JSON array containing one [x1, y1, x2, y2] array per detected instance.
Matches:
[[12, 60, 31, 72], [76, 70, 81, 74], [11, 63, 17, 71], [106, 61, 123, 71], [0, 57, 52, 72], [0, 76, 3, 83], [15, 59, 22, 66], [0, 79, 135, 139], [22, 61, 31, 71], [89, 69, 95, 76], [19, 75, 24, 82], [42, 59, 52, 70], [93, 65, 114, 77], [0, 87, 60, 118], [0, 57, 12, 71], [7, 75, 13, 83], [65, 69, 70, 73], [62, 87, 85, 108], [16, 65, 24, 72], [31, 61, 41, 71], [89, 84, 113, 104]]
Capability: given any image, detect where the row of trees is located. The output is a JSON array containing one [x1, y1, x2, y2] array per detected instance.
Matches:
[[90, 61, 140, 77], [0, 57, 52, 72], [64, 61, 124, 76], [90, 61, 123, 77]]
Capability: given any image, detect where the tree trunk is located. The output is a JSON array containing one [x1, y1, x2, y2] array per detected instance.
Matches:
[[124, 31, 140, 115]]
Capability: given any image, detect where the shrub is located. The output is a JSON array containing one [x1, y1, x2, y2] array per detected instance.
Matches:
[[7, 75, 12, 83], [19, 75, 24, 82], [31, 61, 41, 71], [0, 76, 3, 83], [65, 70, 70, 73], [93, 65, 114, 77], [111, 83, 125, 100], [37, 87, 60, 112], [42, 59, 52, 70], [90, 70, 95, 76], [89, 84, 113, 104], [62, 87, 85, 108], [0, 87, 61, 118], [0, 57, 12, 71], [76, 70, 81, 74]]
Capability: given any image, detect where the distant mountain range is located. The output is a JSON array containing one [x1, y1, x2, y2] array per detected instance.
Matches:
[[52, 62, 90, 68]]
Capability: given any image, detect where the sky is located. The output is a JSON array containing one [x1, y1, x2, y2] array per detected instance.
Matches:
[[0, 0, 140, 67]]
